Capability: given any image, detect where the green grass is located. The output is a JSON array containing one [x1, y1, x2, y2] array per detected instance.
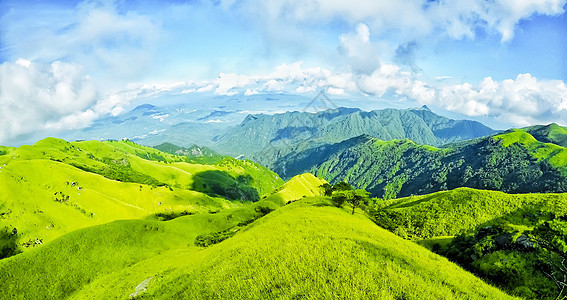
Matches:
[[0, 198, 515, 299], [0, 158, 240, 252], [494, 129, 567, 172], [524, 123, 567, 147], [370, 186, 567, 299], [0, 138, 283, 254], [545, 123, 567, 146], [264, 173, 327, 205], [374, 187, 567, 239], [0, 199, 276, 299]]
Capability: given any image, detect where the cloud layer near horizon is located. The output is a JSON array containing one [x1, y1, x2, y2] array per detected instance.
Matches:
[[126, 60, 567, 128], [0, 59, 133, 145]]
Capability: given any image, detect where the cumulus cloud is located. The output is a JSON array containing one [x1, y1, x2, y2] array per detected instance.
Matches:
[[224, 0, 566, 42], [0, 59, 132, 145], [338, 24, 380, 74], [0, 60, 95, 143], [436, 74, 567, 126], [356, 65, 567, 127], [1, 0, 161, 85], [205, 62, 357, 96]]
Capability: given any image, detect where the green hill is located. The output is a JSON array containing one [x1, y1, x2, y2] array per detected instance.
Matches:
[[524, 123, 567, 148], [370, 187, 567, 299], [0, 138, 283, 257], [264, 173, 327, 205], [0, 197, 514, 299], [274, 129, 567, 198], [373, 187, 567, 239]]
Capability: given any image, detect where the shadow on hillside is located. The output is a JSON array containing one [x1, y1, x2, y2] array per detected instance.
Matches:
[[192, 170, 260, 202], [0, 226, 20, 260]]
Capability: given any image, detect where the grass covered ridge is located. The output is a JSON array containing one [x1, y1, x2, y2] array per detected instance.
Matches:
[[493, 129, 567, 173], [371, 187, 567, 299], [264, 173, 327, 205], [374, 187, 567, 239], [0, 199, 279, 299], [0, 138, 283, 255], [0, 197, 515, 299]]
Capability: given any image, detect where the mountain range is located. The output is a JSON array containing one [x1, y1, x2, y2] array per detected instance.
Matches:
[[213, 105, 497, 166]]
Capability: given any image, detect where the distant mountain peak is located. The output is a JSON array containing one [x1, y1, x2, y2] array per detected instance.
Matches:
[[133, 104, 156, 111]]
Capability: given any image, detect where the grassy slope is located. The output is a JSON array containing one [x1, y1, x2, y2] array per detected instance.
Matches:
[[0, 200, 275, 299], [378, 186, 567, 299], [0, 158, 236, 248], [544, 123, 567, 147], [493, 129, 567, 174], [376, 187, 567, 239], [524, 123, 567, 148], [264, 173, 327, 205], [0, 198, 515, 300], [0, 138, 283, 253]]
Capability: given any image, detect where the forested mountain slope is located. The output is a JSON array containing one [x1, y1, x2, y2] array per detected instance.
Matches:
[[371, 187, 567, 299], [214, 106, 496, 166], [273, 128, 567, 198]]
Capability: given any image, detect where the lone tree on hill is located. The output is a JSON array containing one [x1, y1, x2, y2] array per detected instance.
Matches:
[[331, 190, 349, 207], [349, 189, 370, 214], [324, 181, 369, 214], [320, 183, 334, 197]]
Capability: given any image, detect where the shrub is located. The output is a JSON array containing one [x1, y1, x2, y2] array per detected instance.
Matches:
[[0, 227, 20, 259], [195, 229, 237, 247]]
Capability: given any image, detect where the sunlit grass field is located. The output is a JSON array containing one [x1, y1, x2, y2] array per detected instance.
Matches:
[[0, 197, 515, 299]]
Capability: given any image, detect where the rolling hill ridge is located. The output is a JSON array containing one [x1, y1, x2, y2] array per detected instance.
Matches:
[[0, 138, 283, 257], [0, 197, 515, 299]]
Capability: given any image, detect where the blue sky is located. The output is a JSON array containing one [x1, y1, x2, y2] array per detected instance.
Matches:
[[0, 0, 566, 144]]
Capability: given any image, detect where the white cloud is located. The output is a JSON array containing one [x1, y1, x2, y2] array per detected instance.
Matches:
[[197, 85, 214, 93], [206, 62, 358, 96], [225, 0, 566, 42], [214, 73, 258, 96], [338, 23, 380, 74], [149, 129, 165, 135], [358, 64, 415, 98], [357, 64, 567, 126], [327, 87, 346, 96], [151, 114, 169, 122], [1, 0, 162, 86], [244, 89, 259, 96], [437, 74, 567, 125], [0, 60, 97, 143], [0, 59, 133, 144]]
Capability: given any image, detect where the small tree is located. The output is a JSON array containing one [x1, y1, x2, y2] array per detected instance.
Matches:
[[331, 191, 348, 207], [320, 183, 333, 197], [348, 189, 370, 214], [333, 181, 353, 192], [0, 227, 19, 259]]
